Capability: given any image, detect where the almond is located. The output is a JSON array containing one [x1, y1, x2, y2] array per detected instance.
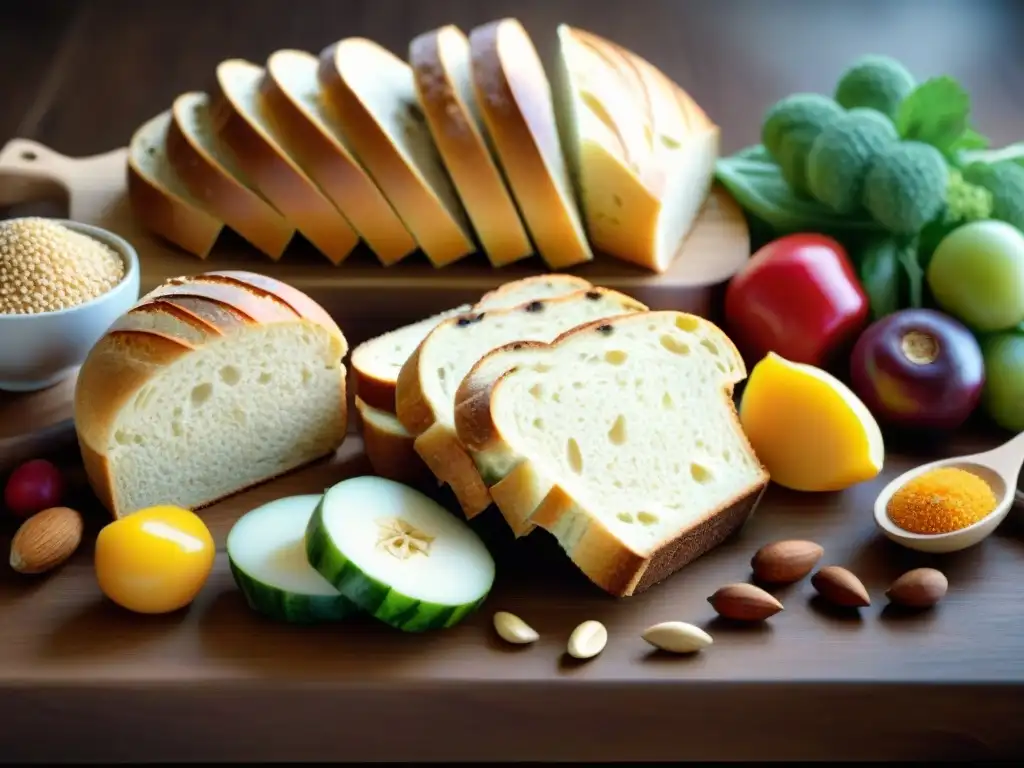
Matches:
[[751, 539, 824, 584], [9, 506, 83, 575], [493, 611, 539, 644], [811, 565, 870, 608], [708, 582, 784, 621], [642, 621, 713, 654], [886, 568, 948, 609], [567, 620, 607, 660]]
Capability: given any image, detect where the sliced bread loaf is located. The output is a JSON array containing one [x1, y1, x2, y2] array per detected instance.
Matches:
[[166, 92, 295, 259], [469, 18, 593, 270], [355, 395, 436, 489], [553, 25, 719, 273], [410, 25, 533, 267], [74, 271, 349, 519], [454, 311, 768, 596], [395, 287, 647, 516], [319, 38, 475, 267], [127, 110, 225, 258], [263, 49, 418, 266], [212, 59, 360, 265]]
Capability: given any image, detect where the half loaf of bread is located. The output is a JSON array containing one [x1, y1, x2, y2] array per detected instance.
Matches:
[[74, 271, 349, 519], [554, 25, 719, 273], [455, 311, 768, 596], [396, 286, 647, 516]]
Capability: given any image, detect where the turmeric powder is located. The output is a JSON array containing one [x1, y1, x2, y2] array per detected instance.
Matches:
[[886, 467, 997, 535]]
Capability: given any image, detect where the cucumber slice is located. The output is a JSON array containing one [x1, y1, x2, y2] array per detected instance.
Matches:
[[306, 476, 496, 632], [227, 494, 360, 623]]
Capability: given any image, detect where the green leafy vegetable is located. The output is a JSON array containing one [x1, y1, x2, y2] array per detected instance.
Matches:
[[898, 235, 925, 308], [896, 76, 971, 154], [960, 142, 1024, 170], [859, 238, 903, 319]]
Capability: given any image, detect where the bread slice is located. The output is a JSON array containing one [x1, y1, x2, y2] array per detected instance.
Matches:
[[553, 26, 719, 273], [395, 287, 647, 516], [74, 271, 349, 519], [211, 59, 359, 265], [355, 396, 436, 489], [410, 25, 533, 267], [165, 92, 295, 259], [469, 19, 593, 270], [319, 38, 475, 267], [455, 311, 768, 596], [127, 110, 225, 258], [263, 49, 418, 266]]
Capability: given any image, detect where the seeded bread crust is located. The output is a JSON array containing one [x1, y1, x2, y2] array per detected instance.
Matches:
[[453, 311, 768, 596]]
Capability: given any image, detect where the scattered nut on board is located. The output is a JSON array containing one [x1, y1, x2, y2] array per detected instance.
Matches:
[[567, 620, 607, 660], [750, 539, 824, 584], [642, 621, 714, 654], [493, 611, 539, 644], [885, 568, 948, 609], [811, 565, 871, 608], [708, 582, 784, 621], [9, 506, 84, 575]]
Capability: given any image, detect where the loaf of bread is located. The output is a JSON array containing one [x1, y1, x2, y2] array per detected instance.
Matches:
[[410, 25, 533, 267], [469, 19, 593, 270], [319, 38, 476, 267], [454, 311, 768, 596], [262, 49, 419, 266], [74, 271, 349, 519], [553, 25, 719, 273], [127, 110, 225, 258], [165, 92, 295, 259], [212, 60, 360, 265], [396, 287, 647, 516]]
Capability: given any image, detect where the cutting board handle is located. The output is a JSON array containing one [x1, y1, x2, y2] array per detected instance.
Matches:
[[0, 138, 83, 209]]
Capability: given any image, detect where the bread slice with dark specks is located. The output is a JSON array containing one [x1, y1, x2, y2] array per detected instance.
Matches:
[[453, 311, 768, 596]]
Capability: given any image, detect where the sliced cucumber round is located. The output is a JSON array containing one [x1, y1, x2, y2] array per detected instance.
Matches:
[[306, 476, 495, 632], [227, 494, 360, 624]]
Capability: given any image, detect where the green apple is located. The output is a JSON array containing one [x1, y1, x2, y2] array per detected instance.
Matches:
[[981, 330, 1024, 432]]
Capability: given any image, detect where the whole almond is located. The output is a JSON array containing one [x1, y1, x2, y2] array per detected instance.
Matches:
[[886, 568, 948, 609], [708, 583, 784, 621], [642, 621, 714, 654], [10, 506, 84, 575], [493, 611, 539, 644], [751, 539, 824, 584], [811, 566, 870, 608]]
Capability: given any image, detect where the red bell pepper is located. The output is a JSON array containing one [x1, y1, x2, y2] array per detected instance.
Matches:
[[724, 234, 869, 368]]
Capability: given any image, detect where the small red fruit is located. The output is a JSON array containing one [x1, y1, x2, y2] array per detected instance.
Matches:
[[4, 459, 65, 519]]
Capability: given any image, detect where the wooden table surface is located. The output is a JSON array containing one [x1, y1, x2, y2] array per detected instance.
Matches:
[[2, 0, 1024, 762]]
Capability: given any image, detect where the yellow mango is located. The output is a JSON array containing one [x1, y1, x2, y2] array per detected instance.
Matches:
[[739, 352, 885, 492]]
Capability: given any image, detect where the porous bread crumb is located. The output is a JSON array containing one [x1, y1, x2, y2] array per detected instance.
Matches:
[[0, 218, 124, 314]]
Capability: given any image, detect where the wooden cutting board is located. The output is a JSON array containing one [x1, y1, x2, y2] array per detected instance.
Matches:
[[0, 137, 750, 348]]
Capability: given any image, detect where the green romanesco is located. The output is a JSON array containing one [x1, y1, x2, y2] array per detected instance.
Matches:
[[918, 170, 995, 264], [962, 160, 1024, 232], [834, 54, 916, 121], [862, 141, 948, 236], [761, 93, 845, 197], [806, 108, 899, 214]]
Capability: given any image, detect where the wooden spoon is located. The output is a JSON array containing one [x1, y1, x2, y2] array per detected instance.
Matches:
[[873, 431, 1024, 554]]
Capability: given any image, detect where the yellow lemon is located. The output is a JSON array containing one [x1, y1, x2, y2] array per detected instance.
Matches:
[[739, 352, 884, 492]]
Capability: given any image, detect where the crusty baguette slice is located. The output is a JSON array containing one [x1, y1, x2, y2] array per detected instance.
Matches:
[[395, 287, 647, 517], [75, 271, 348, 519], [355, 396, 436, 488], [212, 59, 359, 264], [554, 25, 719, 273], [127, 110, 225, 258], [319, 38, 475, 267], [263, 49, 418, 266], [166, 92, 295, 259], [469, 18, 593, 270], [454, 311, 768, 596], [410, 25, 533, 267]]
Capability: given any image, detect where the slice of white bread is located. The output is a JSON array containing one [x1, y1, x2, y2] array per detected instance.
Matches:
[[212, 59, 359, 265], [263, 49, 418, 266], [396, 287, 648, 516], [319, 38, 475, 267], [127, 110, 225, 258], [454, 311, 769, 596], [553, 25, 719, 273], [352, 274, 591, 483], [469, 18, 593, 270], [165, 92, 295, 259], [410, 25, 533, 267], [74, 271, 349, 519]]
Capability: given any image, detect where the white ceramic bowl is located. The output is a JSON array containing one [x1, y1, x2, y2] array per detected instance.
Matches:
[[0, 219, 141, 392]]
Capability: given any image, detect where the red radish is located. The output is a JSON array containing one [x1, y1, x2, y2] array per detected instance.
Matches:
[[4, 459, 65, 519]]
